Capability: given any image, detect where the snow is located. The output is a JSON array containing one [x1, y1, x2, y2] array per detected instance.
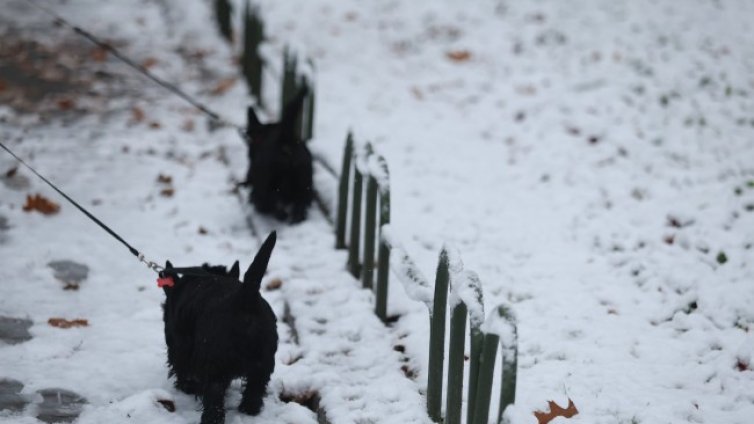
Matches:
[[482, 305, 518, 363], [2, 0, 754, 423], [381, 225, 434, 310]]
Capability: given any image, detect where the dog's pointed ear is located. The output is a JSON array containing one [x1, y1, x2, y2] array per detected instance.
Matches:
[[230, 260, 240, 280], [165, 260, 173, 269], [247, 106, 262, 133], [244, 231, 276, 291]]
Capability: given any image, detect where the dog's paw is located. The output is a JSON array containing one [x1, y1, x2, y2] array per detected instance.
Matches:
[[238, 397, 263, 416]]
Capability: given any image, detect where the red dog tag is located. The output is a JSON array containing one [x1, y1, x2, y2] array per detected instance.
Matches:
[[157, 276, 175, 288]]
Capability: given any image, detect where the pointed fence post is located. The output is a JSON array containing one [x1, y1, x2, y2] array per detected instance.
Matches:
[[280, 46, 298, 118], [335, 133, 353, 249], [445, 301, 467, 424], [242, 2, 264, 102], [374, 156, 390, 322], [467, 323, 485, 424], [471, 332, 499, 424], [347, 145, 364, 278], [303, 60, 316, 141], [497, 309, 518, 423], [362, 174, 378, 290], [214, 0, 233, 43], [427, 248, 450, 422]]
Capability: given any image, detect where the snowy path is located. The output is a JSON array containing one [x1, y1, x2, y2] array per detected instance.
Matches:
[[4, 0, 754, 424]]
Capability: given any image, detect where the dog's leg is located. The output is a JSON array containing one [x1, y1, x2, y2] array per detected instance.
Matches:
[[200, 380, 229, 424], [174, 376, 199, 395], [238, 363, 271, 416]]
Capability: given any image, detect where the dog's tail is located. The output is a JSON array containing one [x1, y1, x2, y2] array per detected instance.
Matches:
[[243, 231, 277, 294]]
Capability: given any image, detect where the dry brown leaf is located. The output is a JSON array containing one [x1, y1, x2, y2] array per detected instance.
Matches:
[[211, 77, 237, 96], [22, 194, 60, 215], [48, 318, 88, 329], [160, 187, 175, 197], [57, 98, 76, 111], [446, 50, 472, 62], [131, 106, 145, 123], [156, 174, 172, 184], [182, 119, 195, 132], [411, 86, 424, 100], [534, 399, 579, 424], [5, 166, 18, 178], [198, 226, 208, 235], [149, 121, 162, 129], [142, 57, 158, 69], [265, 278, 283, 291], [91, 46, 108, 62]]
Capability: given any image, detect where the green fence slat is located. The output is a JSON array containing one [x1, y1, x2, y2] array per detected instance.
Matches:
[[471, 333, 500, 424], [362, 175, 378, 289], [348, 164, 363, 278], [335, 133, 353, 249], [467, 327, 484, 424], [427, 248, 450, 422], [446, 302, 467, 424], [374, 157, 391, 322]]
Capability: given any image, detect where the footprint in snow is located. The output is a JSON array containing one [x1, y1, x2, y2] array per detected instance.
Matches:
[[48, 260, 89, 290], [0, 316, 32, 345], [0, 379, 87, 423]]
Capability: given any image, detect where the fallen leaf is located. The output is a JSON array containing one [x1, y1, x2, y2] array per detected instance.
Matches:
[[265, 278, 283, 291], [48, 318, 88, 329], [198, 226, 208, 235], [22, 194, 60, 215], [90, 46, 108, 62], [182, 119, 195, 132], [411, 86, 424, 100], [446, 50, 471, 62], [736, 358, 749, 372], [156, 399, 175, 412], [160, 187, 175, 197], [156, 174, 172, 184], [211, 77, 237, 96], [149, 121, 162, 129], [57, 98, 76, 111], [131, 106, 145, 123], [141, 57, 158, 69], [63, 282, 80, 291], [534, 399, 579, 424], [5, 166, 17, 178]]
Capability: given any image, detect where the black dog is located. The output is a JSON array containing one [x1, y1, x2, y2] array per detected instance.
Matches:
[[160, 232, 278, 424], [245, 88, 313, 222]]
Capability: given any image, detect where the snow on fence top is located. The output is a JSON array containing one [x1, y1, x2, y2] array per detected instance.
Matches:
[[351, 139, 390, 193], [482, 304, 518, 362], [368, 154, 390, 194], [445, 245, 485, 328], [450, 269, 485, 329], [381, 224, 433, 310]]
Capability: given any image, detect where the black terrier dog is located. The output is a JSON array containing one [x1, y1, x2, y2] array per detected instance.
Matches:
[[245, 88, 313, 223], [160, 232, 278, 424]]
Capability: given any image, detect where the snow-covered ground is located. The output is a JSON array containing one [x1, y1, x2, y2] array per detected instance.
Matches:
[[2, 0, 754, 423]]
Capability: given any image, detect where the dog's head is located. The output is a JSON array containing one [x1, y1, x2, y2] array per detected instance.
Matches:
[[246, 87, 309, 154], [160, 232, 276, 300]]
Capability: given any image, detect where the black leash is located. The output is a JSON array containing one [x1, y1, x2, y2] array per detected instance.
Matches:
[[23, 0, 247, 140], [1, 141, 239, 280], [0, 141, 164, 274]]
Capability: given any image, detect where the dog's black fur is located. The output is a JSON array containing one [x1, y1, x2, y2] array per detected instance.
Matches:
[[245, 88, 313, 223], [161, 232, 278, 424]]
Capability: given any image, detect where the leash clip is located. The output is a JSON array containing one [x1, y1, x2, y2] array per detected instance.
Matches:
[[138, 253, 164, 274]]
